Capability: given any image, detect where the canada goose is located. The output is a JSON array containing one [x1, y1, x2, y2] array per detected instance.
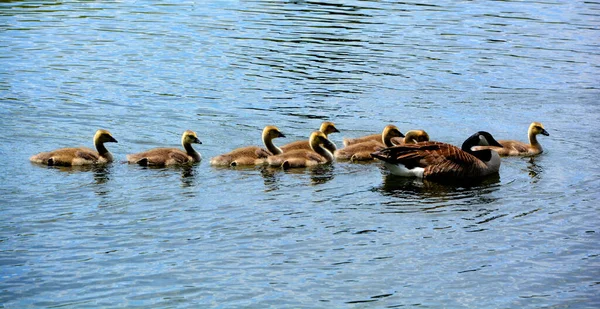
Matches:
[[390, 129, 430, 145], [280, 121, 340, 152], [210, 125, 285, 166], [371, 131, 503, 180], [334, 125, 404, 161], [30, 129, 118, 166], [127, 130, 201, 166], [267, 131, 335, 169], [472, 122, 549, 156]]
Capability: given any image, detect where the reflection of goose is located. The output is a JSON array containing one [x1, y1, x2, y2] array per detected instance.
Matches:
[[267, 131, 335, 169], [127, 130, 201, 166], [390, 130, 430, 145], [473, 122, 549, 156], [210, 126, 285, 166], [281, 121, 339, 152], [30, 129, 118, 166], [335, 125, 404, 161], [372, 131, 503, 180]]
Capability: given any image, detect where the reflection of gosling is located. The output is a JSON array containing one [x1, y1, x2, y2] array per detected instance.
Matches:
[[30, 129, 118, 166], [472, 122, 549, 156], [390, 130, 430, 145], [372, 131, 503, 180], [210, 126, 285, 166], [267, 131, 335, 169], [280, 121, 340, 152], [127, 130, 202, 166], [335, 125, 404, 161]]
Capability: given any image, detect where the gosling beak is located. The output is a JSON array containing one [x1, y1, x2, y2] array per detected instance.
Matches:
[[194, 137, 202, 144], [278, 132, 286, 138], [541, 129, 550, 136], [109, 136, 118, 143], [332, 127, 340, 133], [398, 131, 405, 138]]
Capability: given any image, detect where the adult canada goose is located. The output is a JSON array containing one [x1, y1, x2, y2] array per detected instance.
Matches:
[[210, 125, 285, 166], [343, 124, 402, 147], [390, 129, 430, 145], [371, 131, 503, 180], [334, 125, 404, 161], [267, 131, 335, 169], [127, 130, 202, 166], [280, 121, 340, 152], [472, 122, 549, 156], [30, 129, 118, 166]]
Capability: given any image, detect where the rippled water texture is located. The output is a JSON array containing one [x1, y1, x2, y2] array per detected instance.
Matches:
[[1, 1, 599, 308]]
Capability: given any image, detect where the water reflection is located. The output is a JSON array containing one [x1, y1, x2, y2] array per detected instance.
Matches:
[[526, 156, 544, 183], [262, 163, 336, 188], [133, 164, 199, 188], [377, 171, 501, 204]]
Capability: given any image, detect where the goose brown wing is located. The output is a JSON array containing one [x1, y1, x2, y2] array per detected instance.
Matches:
[[422, 144, 487, 178], [372, 142, 447, 166]]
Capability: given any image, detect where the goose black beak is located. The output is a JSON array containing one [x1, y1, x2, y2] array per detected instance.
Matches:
[[541, 129, 550, 136]]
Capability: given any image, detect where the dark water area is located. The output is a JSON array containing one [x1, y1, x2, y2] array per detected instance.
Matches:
[[1, 1, 599, 308]]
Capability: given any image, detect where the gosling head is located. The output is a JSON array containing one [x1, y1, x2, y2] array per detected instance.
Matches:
[[320, 121, 340, 135], [94, 129, 118, 144], [182, 130, 202, 145], [383, 124, 405, 139], [404, 130, 430, 144], [530, 122, 549, 136], [310, 131, 336, 151], [262, 125, 286, 140]]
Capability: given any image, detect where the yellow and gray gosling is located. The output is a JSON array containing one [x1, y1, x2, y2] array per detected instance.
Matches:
[[335, 124, 404, 161], [267, 131, 336, 169], [372, 131, 503, 180], [30, 129, 118, 166], [472, 122, 549, 156], [280, 121, 340, 152], [127, 130, 201, 166], [210, 125, 285, 166], [390, 129, 430, 145]]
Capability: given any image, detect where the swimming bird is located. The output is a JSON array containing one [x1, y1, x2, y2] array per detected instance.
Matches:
[[343, 124, 402, 147], [210, 125, 285, 166], [371, 131, 503, 180], [280, 121, 340, 152], [267, 131, 335, 169], [30, 129, 118, 166], [472, 122, 549, 156], [334, 125, 404, 161], [390, 129, 430, 145], [127, 130, 202, 166]]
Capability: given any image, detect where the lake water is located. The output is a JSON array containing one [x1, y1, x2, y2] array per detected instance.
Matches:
[[1, 0, 599, 308]]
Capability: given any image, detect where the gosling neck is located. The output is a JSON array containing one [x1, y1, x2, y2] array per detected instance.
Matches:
[[382, 133, 396, 147], [95, 139, 110, 157], [310, 140, 334, 163], [529, 130, 541, 149], [184, 142, 201, 161], [264, 135, 283, 155]]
